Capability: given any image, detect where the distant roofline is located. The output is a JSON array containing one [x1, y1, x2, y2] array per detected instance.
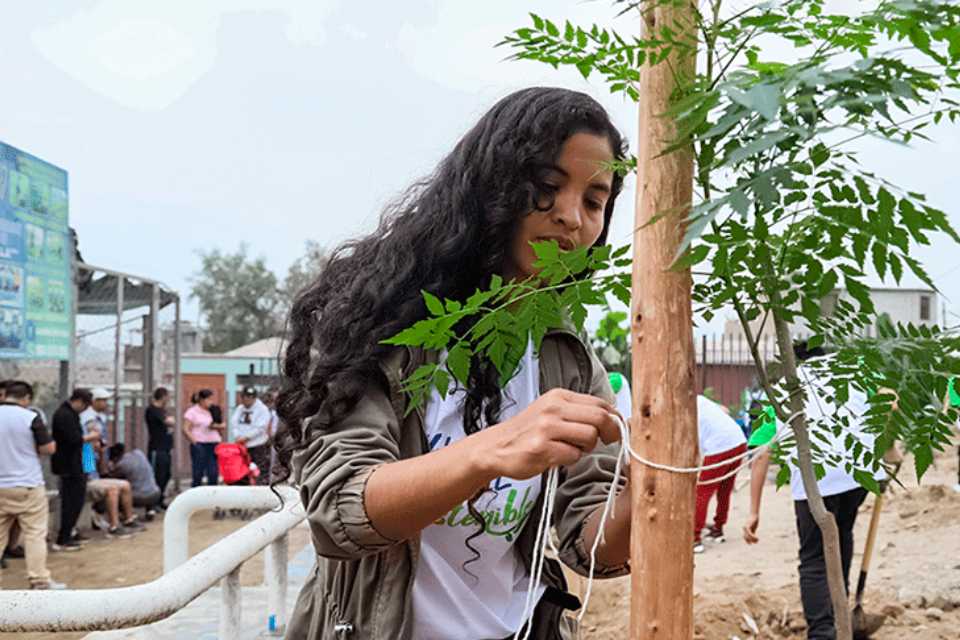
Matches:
[[182, 353, 279, 360]]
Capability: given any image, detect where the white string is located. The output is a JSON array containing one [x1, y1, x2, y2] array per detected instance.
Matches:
[[514, 466, 560, 640], [512, 406, 800, 634]]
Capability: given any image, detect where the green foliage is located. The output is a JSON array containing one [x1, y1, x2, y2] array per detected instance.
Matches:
[[382, 241, 628, 410], [192, 240, 328, 352], [594, 308, 632, 380], [191, 245, 282, 353], [281, 240, 329, 312], [390, 0, 960, 486]]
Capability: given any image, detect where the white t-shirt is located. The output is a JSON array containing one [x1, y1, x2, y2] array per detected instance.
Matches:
[[412, 343, 546, 640], [697, 395, 746, 456], [230, 399, 272, 448], [0, 403, 49, 488], [787, 361, 884, 500]]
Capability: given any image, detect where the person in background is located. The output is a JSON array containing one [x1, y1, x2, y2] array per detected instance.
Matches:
[[183, 389, 223, 487], [107, 444, 161, 519], [693, 394, 747, 554], [229, 387, 272, 486], [144, 387, 175, 508], [0, 381, 65, 589], [50, 388, 97, 551], [0, 380, 24, 568], [81, 389, 141, 538], [743, 342, 898, 640], [612, 373, 747, 554]]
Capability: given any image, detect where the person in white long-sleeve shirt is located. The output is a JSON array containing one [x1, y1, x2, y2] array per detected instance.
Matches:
[[229, 387, 272, 485]]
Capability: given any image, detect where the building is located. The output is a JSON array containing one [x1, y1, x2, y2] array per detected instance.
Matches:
[[180, 336, 284, 423], [722, 287, 940, 348]]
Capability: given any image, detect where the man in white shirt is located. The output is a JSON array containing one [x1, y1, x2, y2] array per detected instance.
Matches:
[[743, 343, 893, 640], [230, 387, 272, 485], [0, 381, 64, 589]]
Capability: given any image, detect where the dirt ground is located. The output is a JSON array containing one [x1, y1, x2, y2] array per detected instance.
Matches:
[[0, 509, 312, 640], [574, 448, 960, 639], [3, 451, 958, 640]]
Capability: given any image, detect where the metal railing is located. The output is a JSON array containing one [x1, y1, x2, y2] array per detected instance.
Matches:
[[0, 486, 305, 636]]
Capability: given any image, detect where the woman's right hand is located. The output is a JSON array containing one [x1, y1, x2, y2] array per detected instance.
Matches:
[[472, 388, 622, 481]]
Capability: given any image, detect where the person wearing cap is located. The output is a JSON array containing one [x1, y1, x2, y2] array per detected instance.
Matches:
[[230, 387, 272, 486], [80, 389, 141, 538]]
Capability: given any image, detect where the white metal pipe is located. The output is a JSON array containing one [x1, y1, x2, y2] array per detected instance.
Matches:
[[0, 505, 303, 632], [264, 533, 289, 635], [163, 485, 299, 573], [220, 566, 242, 639]]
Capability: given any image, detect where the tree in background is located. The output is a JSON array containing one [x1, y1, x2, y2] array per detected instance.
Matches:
[[191, 245, 282, 352], [280, 240, 329, 317]]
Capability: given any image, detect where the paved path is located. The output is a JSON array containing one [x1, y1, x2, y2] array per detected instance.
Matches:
[[83, 544, 314, 640]]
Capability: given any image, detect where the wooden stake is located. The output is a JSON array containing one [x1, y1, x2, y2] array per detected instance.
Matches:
[[629, 3, 698, 639]]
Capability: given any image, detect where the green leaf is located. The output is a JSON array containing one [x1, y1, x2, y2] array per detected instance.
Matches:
[[810, 143, 830, 168], [423, 291, 444, 317], [674, 244, 710, 269], [725, 131, 790, 167], [446, 343, 471, 386], [871, 242, 888, 280], [914, 445, 933, 480], [729, 188, 750, 216], [853, 469, 881, 495], [889, 253, 903, 283], [775, 464, 791, 488], [727, 83, 781, 120]]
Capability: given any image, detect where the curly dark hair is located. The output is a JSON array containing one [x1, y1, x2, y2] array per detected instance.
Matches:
[[273, 88, 626, 555]]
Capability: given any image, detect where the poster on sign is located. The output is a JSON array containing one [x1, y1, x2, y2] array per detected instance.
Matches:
[[0, 141, 72, 359]]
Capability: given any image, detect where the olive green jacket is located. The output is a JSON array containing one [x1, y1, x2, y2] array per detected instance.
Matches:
[[286, 329, 628, 640]]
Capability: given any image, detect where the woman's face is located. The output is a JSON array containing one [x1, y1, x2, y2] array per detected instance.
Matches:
[[199, 396, 211, 409], [505, 132, 615, 282]]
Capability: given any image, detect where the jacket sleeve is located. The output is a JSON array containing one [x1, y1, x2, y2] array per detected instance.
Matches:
[[553, 347, 630, 578], [293, 379, 403, 561]]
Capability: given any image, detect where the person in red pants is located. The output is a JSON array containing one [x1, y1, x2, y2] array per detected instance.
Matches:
[[694, 394, 747, 553]]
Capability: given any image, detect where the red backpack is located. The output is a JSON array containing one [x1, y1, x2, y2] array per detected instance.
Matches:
[[215, 443, 252, 485]]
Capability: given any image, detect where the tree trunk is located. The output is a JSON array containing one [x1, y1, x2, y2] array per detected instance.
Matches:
[[770, 313, 853, 640], [629, 3, 698, 639]]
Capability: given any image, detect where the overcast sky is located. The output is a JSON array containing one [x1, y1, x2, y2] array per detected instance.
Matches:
[[3, 0, 959, 336]]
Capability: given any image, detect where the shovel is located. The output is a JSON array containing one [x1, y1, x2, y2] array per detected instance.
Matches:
[[851, 492, 886, 639]]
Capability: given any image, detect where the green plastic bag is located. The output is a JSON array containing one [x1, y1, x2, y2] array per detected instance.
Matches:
[[747, 405, 778, 448], [608, 371, 625, 394]]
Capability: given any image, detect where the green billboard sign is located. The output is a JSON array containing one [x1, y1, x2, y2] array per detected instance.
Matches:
[[0, 141, 72, 359]]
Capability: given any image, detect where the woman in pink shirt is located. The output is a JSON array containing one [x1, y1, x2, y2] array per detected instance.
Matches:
[[182, 390, 225, 487]]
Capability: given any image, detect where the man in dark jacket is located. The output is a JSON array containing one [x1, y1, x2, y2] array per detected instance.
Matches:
[[50, 389, 94, 551]]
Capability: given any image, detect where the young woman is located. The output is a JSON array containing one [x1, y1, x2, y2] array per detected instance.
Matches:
[[275, 87, 634, 640], [183, 389, 224, 487]]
